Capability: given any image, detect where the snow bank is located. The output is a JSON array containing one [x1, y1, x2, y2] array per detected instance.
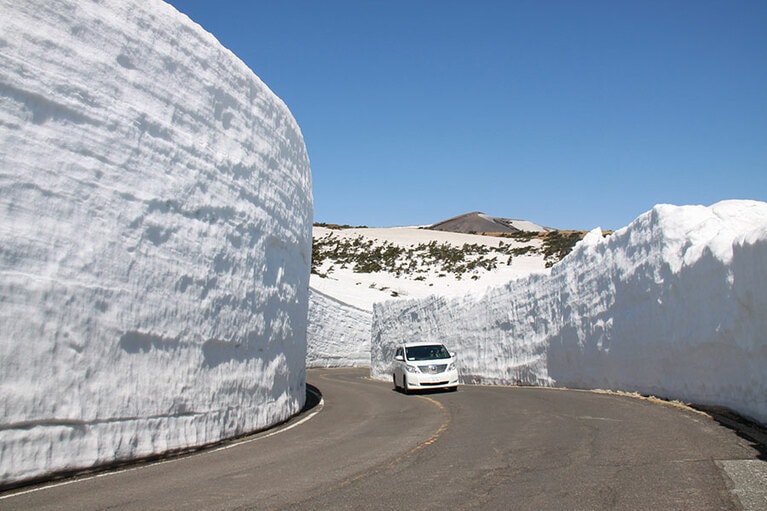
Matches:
[[0, 0, 312, 487], [307, 289, 371, 367], [372, 201, 767, 424]]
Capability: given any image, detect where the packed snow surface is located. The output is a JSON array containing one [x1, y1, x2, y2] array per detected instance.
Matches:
[[0, 0, 312, 487], [371, 201, 767, 425]]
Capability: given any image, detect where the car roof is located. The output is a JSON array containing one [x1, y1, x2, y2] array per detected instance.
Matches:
[[402, 342, 445, 348]]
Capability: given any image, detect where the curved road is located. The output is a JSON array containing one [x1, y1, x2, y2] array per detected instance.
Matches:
[[1, 368, 764, 510]]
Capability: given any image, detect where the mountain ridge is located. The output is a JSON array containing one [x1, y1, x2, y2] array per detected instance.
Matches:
[[428, 211, 553, 234]]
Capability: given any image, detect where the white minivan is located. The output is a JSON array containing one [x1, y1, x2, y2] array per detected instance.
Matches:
[[392, 342, 459, 393]]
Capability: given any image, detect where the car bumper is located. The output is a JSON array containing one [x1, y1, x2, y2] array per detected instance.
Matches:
[[405, 370, 459, 389]]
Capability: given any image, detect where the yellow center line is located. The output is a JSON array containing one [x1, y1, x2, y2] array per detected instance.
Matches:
[[409, 396, 450, 450], [331, 394, 451, 491]]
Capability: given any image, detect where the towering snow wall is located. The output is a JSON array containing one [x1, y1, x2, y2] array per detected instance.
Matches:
[[372, 201, 767, 424], [0, 0, 312, 487], [307, 288, 372, 367]]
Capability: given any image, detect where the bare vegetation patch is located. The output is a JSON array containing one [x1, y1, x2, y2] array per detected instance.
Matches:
[[311, 226, 604, 277]]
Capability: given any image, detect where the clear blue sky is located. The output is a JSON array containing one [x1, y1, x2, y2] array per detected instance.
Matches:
[[166, 0, 766, 230]]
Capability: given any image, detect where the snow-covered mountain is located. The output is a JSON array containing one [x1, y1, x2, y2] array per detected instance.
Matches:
[[429, 211, 552, 234], [307, 225, 558, 367], [307, 224, 587, 368], [370, 200, 767, 425], [0, 0, 311, 487]]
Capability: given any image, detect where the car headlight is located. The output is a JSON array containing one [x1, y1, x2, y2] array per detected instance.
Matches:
[[405, 365, 419, 374], [448, 362, 456, 371]]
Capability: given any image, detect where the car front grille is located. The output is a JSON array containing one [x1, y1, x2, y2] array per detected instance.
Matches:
[[422, 364, 448, 374]]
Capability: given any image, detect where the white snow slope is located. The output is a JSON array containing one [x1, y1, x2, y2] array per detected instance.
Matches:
[[308, 226, 549, 367], [0, 0, 312, 487], [307, 289, 371, 368], [371, 201, 767, 425]]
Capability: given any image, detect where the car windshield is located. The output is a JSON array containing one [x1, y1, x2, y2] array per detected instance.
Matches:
[[405, 345, 450, 361]]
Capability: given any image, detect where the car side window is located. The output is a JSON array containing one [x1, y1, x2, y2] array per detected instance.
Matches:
[[395, 347, 403, 358]]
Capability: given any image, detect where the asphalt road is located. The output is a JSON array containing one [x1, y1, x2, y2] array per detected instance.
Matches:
[[1, 368, 765, 510]]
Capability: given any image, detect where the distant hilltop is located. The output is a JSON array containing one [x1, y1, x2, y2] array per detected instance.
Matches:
[[428, 212, 553, 234]]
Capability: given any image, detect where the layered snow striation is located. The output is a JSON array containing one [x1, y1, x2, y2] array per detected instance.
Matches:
[[307, 289, 371, 368], [372, 201, 767, 424], [0, 0, 312, 487]]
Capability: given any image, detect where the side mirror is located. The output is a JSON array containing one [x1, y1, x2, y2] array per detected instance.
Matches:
[[394, 355, 404, 362], [450, 352, 456, 358]]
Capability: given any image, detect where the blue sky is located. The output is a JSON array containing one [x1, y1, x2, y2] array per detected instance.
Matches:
[[166, 0, 766, 230]]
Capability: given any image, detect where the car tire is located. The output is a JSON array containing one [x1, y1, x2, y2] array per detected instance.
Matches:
[[403, 378, 410, 395], [392, 374, 399, 391]]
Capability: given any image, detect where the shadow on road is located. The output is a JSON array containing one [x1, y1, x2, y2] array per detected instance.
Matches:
[[693, 405, 767, 461], [303, 383, 323, 412], [393, 387, 458, 396]]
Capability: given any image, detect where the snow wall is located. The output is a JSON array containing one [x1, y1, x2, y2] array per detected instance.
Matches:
[[372, 201, 767, 425], [307, 288, 372, 368], [0, 0, 312, 487]]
